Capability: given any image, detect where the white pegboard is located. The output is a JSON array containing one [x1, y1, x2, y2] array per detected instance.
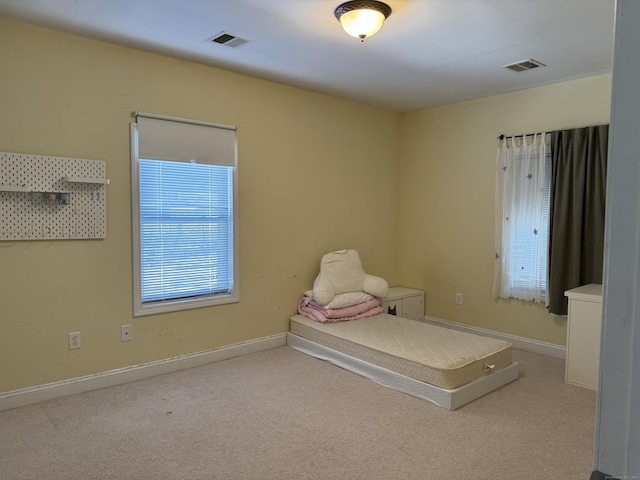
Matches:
[[0, 152, 108, 240]]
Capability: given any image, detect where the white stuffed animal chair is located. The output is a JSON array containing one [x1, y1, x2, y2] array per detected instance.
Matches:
[[312, 249, 389, 306]]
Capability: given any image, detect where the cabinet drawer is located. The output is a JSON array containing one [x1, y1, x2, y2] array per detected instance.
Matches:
[[382, 287, 424, 321]]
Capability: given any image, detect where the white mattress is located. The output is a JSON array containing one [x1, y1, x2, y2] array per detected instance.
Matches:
[[289, 313, 513, 389]]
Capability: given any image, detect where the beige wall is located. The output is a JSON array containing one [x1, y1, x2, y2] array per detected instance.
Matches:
[[0, 19, 400, 392], [398, 74, 612, 345]]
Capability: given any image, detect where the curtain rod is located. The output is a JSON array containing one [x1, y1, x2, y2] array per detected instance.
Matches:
[[497, 132, 546, 140], [498, 125, 608, 141], [132, 111, 237, 132]]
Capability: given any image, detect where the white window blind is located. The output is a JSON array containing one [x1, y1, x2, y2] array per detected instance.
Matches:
[[137, 116, 236, 166], [131, 113, 238, 316], [506, 152, 552, 298]]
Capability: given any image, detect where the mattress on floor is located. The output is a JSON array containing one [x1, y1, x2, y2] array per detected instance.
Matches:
[[289, 314, 513, 389]]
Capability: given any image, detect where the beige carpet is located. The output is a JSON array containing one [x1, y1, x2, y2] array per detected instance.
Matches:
[[0, 346, 596, 480]]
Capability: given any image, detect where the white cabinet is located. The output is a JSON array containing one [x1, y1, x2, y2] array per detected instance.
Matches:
[[564, 283, 603, 390], [382, 287, 424, 321]]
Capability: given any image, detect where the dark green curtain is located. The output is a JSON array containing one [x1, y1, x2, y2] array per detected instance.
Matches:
[[547, 125, 609, 315]]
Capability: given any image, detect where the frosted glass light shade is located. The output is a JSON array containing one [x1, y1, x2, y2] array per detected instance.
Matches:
[[340, 9, 385, 39], [334, 1, 392, 42]]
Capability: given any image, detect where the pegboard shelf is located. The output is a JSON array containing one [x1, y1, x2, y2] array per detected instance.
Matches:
[[0, 185, 31, 192], [1, 152, 108, 240], [63, 176, 110, 185]]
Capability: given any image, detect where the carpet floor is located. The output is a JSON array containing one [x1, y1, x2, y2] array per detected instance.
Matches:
[[0, 346, 596, 479]]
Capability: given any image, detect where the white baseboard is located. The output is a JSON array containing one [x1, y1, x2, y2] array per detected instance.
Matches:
[[0, 333, 287, 412], [422, 316, 566, 360]]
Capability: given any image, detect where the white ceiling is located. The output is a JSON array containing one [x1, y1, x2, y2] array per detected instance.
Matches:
[[0, 0, 615, 112]]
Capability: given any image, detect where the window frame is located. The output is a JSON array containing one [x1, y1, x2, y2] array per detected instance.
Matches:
[[130, 115, 239, 317]]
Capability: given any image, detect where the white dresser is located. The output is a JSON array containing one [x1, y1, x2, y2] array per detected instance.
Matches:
[[382, 287, 424, 321], [564, 283, 603, 390]]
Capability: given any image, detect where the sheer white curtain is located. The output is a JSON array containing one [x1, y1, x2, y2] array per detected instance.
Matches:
[[493, 133, 550, 303]]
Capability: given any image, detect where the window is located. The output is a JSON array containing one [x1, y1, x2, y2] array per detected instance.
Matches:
[[493, 133, 550, 303], [131, 113, 238, 316]]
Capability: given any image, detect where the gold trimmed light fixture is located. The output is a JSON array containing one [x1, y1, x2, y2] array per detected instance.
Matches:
[[334, 1, 392, 42]]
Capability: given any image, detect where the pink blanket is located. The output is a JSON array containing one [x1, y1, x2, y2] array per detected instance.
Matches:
[[297, 296, 383, 323]]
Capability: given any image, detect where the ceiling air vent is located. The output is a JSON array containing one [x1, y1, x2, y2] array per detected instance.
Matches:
[[502, 58, 546, 73], [208, 31, 252, 48]]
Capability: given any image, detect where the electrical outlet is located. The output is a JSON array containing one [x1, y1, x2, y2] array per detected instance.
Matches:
[[455, 293, 463, 305], [121, 325, 132, 342], [68, 332, 81, 350]]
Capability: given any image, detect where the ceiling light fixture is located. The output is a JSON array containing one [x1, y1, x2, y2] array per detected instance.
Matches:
[[334, 1, 392, 42]]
